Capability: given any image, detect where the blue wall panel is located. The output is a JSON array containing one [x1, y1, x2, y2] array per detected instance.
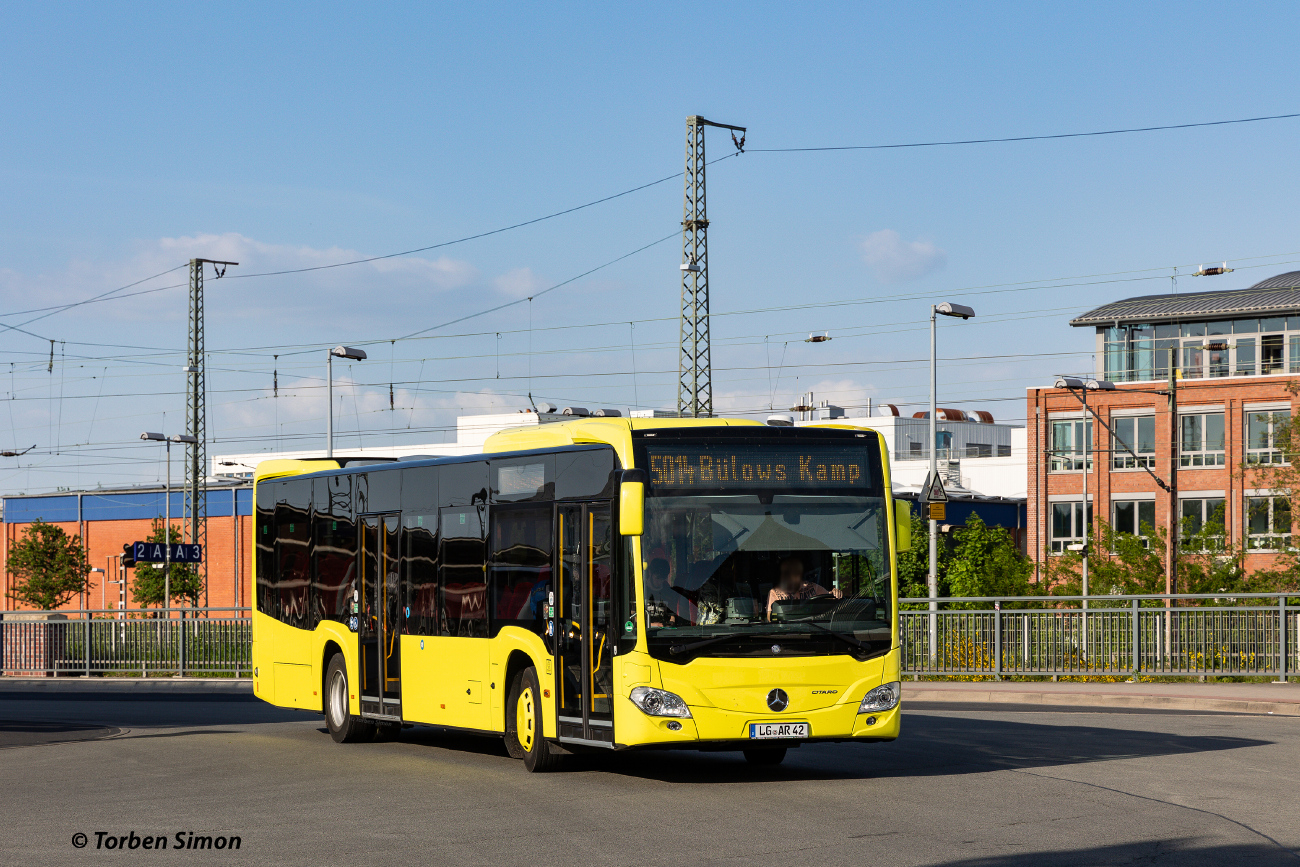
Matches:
[[3, 495, 79, 524], [4, 486, 252, 523]]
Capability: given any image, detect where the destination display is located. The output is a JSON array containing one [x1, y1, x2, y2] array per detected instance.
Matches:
[[642, 444, 872, 490]]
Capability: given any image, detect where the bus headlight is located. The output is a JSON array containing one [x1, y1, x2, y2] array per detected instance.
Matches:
[[629, 686, 692, 718], [858, 682, 900, 713]]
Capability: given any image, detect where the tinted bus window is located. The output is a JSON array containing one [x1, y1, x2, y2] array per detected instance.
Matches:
[[441, 505, 487, 638], [401, 466, 439, 514], [441, 460, 488, 507], [492, 456, 553, 503], [555, 448, 617, 500], [405, 512, 439, 635], [489, 505, 552, 637], [361, 469, 400, 514], [255, 483, 276, 618], [314, 475, 356, 626], [275, 478, 312, 629]]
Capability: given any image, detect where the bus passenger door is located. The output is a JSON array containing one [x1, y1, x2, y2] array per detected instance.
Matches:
[[360, 513, 403, 720], [554, 502, 614, 747]]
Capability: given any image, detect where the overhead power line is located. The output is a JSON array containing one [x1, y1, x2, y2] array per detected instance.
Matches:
[[747, 110, 1300, 152]]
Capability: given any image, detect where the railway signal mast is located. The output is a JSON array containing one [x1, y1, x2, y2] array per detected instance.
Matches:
[[677, 115, 745, 418]]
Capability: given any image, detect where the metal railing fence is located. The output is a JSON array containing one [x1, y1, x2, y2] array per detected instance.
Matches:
[[1, 596, 1296, 680], [901, 594, 1298, 680], [0, 608, 250, 677]]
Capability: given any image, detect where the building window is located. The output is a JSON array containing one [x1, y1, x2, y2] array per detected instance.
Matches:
[[1050, 419, 1092, 472], [1112, 499, 1155, 547], [1180, 412, 1225, 467], [1050, 501, 1092, 554], [1261, 329, 1286, 374], [1247, 495, 1292, 550], [1111, 415, 1156, 469], [1246, 411, 1289, 466], [1180, 497, 1225, 549], [1101, 316, 1300, 381], [964, 442, 993, 458], [1236, 337, 1257, 376]]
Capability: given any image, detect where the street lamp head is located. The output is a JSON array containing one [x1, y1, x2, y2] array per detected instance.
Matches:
[[141, 432, 166, 442], [170, 434, 198, 444], [936, 302, 975, 320], [1054, 377, 1085, 390], [330, 345, 367, 361], [1085, 379, 1117, 391]]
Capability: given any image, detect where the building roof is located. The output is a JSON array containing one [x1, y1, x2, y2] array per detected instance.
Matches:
[[1069, 271, 1300, 326]]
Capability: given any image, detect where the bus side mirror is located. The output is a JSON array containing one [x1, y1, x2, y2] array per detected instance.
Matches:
[[619, 469, 647, 536], [894, 500, 911, 551]]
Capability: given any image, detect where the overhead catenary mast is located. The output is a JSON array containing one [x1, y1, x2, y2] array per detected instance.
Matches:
[[677, 115, 745, 418], [185, 257, 236, 608]]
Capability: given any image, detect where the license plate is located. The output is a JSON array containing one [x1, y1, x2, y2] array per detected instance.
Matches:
[[749, 722, 809, 740]]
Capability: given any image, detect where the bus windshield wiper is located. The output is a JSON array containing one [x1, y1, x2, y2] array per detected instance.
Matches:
[[795, 619, 871, 654], [668, 632, 749, 656]]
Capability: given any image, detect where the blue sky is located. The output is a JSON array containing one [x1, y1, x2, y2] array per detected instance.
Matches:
[[2, 2, 1300, 492]]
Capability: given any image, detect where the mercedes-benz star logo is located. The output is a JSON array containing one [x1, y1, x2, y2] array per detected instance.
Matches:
[[766, 688, 789, 712]]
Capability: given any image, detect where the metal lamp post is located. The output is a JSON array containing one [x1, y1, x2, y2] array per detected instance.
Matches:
[[141, 432, 198, 611], [1053, 377, 1116, 656], [928, 302, 975, 662], [327, 346, 367, 458]]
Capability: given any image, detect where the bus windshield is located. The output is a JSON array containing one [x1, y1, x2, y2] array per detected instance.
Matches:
[[640, 492, 891, 661]]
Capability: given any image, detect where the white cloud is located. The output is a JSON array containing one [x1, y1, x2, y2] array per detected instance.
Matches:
[[0, 232, 480, 327], [493, 267, 546, 299], [858, 229, 947, 284]]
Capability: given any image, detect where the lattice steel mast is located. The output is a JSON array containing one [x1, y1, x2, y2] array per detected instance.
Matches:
[[677, 115, 745, 418], [185, 258, 236, 607]]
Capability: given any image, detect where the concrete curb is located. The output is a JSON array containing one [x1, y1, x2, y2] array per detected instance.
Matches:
[[0, 677, 251, 693], [904, 687, 1300, 716]]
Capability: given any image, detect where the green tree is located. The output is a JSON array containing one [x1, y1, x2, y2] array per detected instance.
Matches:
[[897, 510, 1033, 605], [130, 518, 202, 608], [5, 519, 92, 610], [945, 514, 1033, 603], [896, 508, 935, 601]]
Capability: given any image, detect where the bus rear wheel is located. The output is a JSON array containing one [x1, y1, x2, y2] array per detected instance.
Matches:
[[507, 666, 560, 772], [743, 748, 787, 766], [325, 654, 375, 744]]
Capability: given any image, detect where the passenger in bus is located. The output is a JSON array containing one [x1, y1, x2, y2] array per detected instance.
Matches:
[[644, 558, 698, 627], [766, 555, 841, 619]]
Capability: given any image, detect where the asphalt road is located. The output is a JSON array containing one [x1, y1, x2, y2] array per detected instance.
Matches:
[[2, 681, 1298, 866]]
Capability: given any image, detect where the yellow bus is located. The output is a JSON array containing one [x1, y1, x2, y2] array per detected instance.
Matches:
[[251, 417, 910, 770]]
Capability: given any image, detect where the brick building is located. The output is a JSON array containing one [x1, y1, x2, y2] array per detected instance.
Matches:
[[1027, 271, 1300, 582], [1, 483, 253, 613]]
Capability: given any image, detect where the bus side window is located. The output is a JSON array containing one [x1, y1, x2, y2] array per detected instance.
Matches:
[[275, 478, 312, 630], [404, 513, 439, 635], [255, 481, 278, 620], [488, 505, 552, 637], [314, 474, 356, 626]]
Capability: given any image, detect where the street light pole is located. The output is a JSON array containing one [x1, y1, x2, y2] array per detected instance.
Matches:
[[928, 302, 974, 664], [141, 432, 196, 613], [165, 436, 171, 611], [326, 346, 367, 458], [929, 306, 938, 648]]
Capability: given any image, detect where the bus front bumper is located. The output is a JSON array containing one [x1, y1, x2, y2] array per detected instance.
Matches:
[[613, 697, 901, 749]]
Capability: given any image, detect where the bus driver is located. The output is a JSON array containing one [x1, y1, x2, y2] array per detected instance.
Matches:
[[767, 555, 841, 619]]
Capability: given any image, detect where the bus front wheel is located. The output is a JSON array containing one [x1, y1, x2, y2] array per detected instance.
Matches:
[[507, 666, 560, 772], [325, 654, 375, 744]]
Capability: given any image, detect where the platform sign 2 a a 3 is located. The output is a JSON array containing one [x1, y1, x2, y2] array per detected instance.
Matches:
[[131, 542, 203, 563]]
